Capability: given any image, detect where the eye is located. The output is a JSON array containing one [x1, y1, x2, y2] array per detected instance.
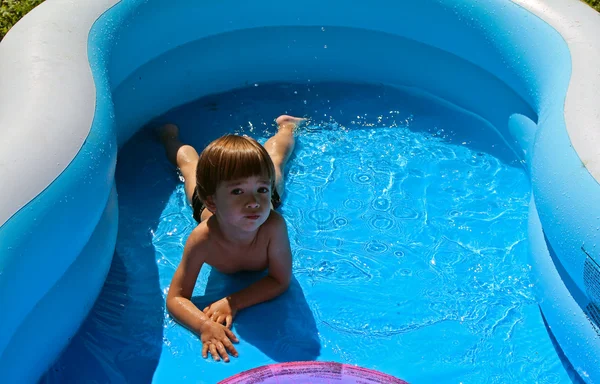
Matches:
[[258, 187, 270, 194], [231, 188, 243, 195]]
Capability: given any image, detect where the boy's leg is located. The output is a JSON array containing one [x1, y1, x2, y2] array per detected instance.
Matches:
[[158, 124, 199, 204], [263, 115, 306, 196]]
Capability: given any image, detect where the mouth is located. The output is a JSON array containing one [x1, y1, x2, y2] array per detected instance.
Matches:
[[245, 215, 261, 220]]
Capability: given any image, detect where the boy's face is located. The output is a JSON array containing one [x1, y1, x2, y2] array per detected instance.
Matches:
[[206, 174, 272, 232]]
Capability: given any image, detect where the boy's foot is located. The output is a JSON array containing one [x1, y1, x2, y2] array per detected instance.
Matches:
[[156, 123, 179, 144], [276, 115, 307, 131]]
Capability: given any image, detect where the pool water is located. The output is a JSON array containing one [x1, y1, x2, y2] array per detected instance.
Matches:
[[44, 83, 581, 383]]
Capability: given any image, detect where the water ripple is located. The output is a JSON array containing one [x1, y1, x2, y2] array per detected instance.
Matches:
[[365, 240, 389, 254], [369, 215, 395, 231], [310, 259, 372, 284], [307, 208, 335, 225], [371, 196, 392, 211], [392, 205, 420, 219], [334, 217, 349, 228], [351, 172, 373, 185], [343, 198, 364, 210]]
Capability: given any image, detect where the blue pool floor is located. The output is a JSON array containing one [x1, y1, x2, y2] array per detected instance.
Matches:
[[44, 83, 583, 383]]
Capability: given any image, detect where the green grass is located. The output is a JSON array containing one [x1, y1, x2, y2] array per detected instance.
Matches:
[[1, 0, 45, 41], [584, 0, 600, 11], [0, 0, 598, 42]]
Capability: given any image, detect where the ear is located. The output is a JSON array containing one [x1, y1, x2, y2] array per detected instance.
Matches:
[[203, 195, 217, 213]]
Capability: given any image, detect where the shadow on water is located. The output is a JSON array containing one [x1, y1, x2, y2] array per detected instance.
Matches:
[[40, 251, 165, 383], [192, 272, 321, 362], [41, 130, 173, 383]]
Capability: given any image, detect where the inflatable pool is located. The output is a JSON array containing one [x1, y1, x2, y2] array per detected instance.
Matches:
[[0, 0, 599, 382]]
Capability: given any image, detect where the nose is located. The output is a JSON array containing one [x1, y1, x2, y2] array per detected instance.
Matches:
[[246, 194, 260, 209]]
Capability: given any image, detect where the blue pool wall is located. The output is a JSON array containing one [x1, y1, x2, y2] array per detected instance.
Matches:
[[1, 0, 600, 382], [0, 16, 120, 382]]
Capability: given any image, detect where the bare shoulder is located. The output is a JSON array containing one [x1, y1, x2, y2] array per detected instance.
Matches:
[[183, 221, 212, 260], [260, 211, 291, 254], [261, 210, 288, 233], [188, 221, 210, 244]]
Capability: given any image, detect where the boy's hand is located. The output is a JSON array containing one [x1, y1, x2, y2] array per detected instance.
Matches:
[[200, 321, 239, 362], [203, 297, 237, 328]]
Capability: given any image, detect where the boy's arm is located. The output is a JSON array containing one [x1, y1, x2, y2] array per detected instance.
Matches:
[[230, 213, 292, 310], [167, 229, 239, 362], [166, 231, 211, 333]]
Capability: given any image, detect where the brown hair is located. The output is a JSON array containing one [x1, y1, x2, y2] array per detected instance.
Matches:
[[195, 134, 276, 202]]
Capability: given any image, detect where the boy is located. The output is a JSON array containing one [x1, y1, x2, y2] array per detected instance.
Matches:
[[159, 115, 305, 363]]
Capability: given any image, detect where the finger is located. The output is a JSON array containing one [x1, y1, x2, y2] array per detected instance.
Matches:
[[211, 313, 219, 322], [217, 315, 226, 325], [225, 328, 239, 343], [209, 344, 220, 361], [223, 338, 239, 357], [216, 342, 230, 362], [225, 315, 233, 329], [203, 306, 210, 314], [202, 343, 208, 359]]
